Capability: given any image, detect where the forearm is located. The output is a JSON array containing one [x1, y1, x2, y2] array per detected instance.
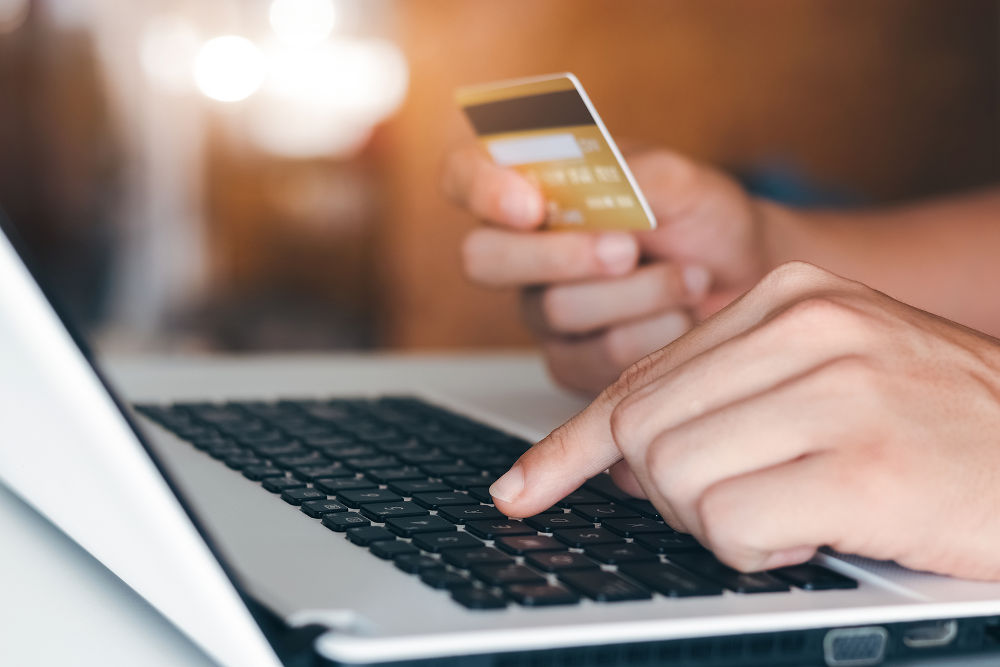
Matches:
[[759, 188, 1000, 336]]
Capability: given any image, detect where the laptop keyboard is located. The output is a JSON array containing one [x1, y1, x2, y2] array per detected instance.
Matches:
[[135, 397, 857, 609]]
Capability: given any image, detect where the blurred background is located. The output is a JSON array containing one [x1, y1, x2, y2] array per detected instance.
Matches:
[[0, 0, 997, 354]]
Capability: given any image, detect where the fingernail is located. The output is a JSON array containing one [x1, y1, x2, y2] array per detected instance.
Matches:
[[682, 265, 711, 297], [489, 464, 524, 503], [501, 190, 542, 226], [759, 546, 815, 571], [595, 233, 637, 274]]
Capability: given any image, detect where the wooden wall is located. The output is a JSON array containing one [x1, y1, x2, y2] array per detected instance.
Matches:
[[374, 0, 999, 349]]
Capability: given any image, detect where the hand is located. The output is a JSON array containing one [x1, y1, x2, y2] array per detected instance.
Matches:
[[442, 144, 770, 395], [488, 262, 1000, 580]]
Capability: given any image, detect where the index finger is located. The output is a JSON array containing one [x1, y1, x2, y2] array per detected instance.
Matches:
[[489, 386, 624, 517], [441, 144, 546, 229]]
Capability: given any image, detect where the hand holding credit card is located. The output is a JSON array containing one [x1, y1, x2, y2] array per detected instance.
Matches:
[[456, 73, 657, 231]]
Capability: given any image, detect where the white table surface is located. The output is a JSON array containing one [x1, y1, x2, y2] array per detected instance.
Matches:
[[0, 352, 995, 666]]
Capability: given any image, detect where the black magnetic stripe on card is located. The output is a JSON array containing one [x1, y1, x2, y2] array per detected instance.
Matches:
[[463, 89, 595, 135]]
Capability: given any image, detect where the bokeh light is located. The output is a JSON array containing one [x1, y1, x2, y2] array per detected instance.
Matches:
[[264, 38, 408, 121], [194, 35, 265, 103], [269, 0, 337, 48], [246, 37, 408, 157]]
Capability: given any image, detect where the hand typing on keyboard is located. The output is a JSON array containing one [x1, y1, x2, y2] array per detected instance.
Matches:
[[489, 262, 1000, 581]]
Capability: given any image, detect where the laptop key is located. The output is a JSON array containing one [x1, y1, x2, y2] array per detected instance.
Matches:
[[300, 499, 349, 517], [558, 570, 652, 602], [442, 547, 513, 569], [505, 584, 580, 607], [421, 463, 481, 477], [525, 551, 600, 573], [771, 564, 858, 591], [323, 444, 379, 459], [360, 501, 428, 521], [397, 450, 452, 465], [552, 527, 623, 548], [495, 535, 566, 555], [346, 526, 396, 546], [275, 453, 331, 468], [241, 465, 285, 481], [262, 476, 307, 493], [525, 514, 593, 532], [437, 505, 506, 524], [634, 533, 702, 553], [470, 564, 546, 586], [571, 504, 640, 522], [322, 513, 370, 532], [619, 562, 724, 598], [583, 475, 631, 502], [619, 498, 663, 519], [411, 492, 478, 509], [412, 531, 483, 553], [370, 540, 420, 560], [557, 489, 607, 507], [224, 454, 264, 470], [420, 568, 473, 590], [443, 474, 494, 490], [584, 543, 659, 564], [388, 480, 450, 496], [345, 455, 401, 470], [466, 486, 494, 504], [602, 518, 674, 537], [252, 442, 309, 457], [451, 588, 507, 610], [292, 463, 353, 481], [281, 487, 327, 505], [314, 477, 375, 493], [337, 488, 402, 508], [464, 519, 536, 540], [385, 515, 456, 537], [365, 466, 427, 483], [394, 554, 441, 574], [668, 552, 790, 594]]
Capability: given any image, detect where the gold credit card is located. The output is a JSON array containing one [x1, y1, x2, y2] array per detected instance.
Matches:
[[456, 73, 656, 231]]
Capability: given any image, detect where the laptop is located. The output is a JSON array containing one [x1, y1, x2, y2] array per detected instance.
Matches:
[[3, 211, 1000, 667]]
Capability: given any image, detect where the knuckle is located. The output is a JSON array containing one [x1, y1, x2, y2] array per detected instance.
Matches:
[[755, 261, 831, 297], [608, 394, 644, 448], [770, 293, 865, 335], [644, 441, 686, 503], [460, 231, 491, 282], [539, 287, 578, 333], [602, 327, 643, 372], [555, 234, 595, 276], [613, 349, 660, 394], [696, 483, 755, 556], [468, 174, 505, 220], [646, 263, 685, 308]]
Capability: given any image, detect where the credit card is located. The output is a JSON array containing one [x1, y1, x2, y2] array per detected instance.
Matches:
[[456, 73, 656, 231]]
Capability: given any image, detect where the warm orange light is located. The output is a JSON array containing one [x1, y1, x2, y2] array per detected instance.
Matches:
[[194, 35, 265, 103]]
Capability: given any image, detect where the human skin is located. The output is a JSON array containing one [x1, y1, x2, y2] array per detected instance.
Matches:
[[443, 144, 1000, 576], [442, 144, 1000, 395], [487, 262, 1000, 579]]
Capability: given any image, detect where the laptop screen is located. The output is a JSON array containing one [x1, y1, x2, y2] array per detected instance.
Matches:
[[0, 208, 282, 665]]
